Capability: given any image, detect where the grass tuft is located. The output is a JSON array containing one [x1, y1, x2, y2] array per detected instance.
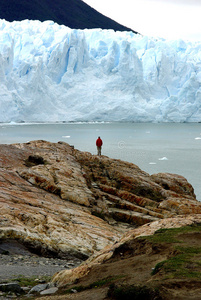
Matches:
[[10, 275, 51, 287], [149, 224, 201, 279]]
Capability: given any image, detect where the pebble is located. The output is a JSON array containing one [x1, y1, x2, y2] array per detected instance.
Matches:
[[0, 252, 83, 298], [0, 253, 82, 269]]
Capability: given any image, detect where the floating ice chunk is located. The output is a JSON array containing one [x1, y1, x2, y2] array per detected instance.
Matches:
[[149, 162, 156, 165], [158, 157, 168, 160], [195, 137, 201, 140], [62, 135, 71, 138]]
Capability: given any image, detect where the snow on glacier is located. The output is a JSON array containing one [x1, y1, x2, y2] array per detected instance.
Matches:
[[0, 19, 201, 123]]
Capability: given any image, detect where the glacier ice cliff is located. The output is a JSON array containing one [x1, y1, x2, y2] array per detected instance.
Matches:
[[0, 19, 201, 123]]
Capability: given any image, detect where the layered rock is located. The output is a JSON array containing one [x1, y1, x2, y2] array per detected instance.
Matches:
[[0, 140, 201, 260], [0, 141, 119, 259]]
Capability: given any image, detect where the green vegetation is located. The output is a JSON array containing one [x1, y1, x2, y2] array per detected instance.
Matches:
[[11, 275, 51, 287], [152, 246, 201, 279], [144, 224, 201, 279], [143, 223, 201, 244]]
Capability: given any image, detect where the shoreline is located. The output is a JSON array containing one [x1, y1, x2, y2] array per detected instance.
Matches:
[[0, 252, 82, 284], [0, 240, 82, 284]]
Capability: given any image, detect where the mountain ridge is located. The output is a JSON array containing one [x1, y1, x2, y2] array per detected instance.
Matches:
[[0, 0, 136, 32]]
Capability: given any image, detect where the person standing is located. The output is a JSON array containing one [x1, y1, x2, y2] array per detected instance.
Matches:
[[96, 136, 103, 156]]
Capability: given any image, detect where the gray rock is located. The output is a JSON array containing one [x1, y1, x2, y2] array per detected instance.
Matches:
[[21, 287, 30, 292], [29, 283, 48, 293], [40, 287, 58, 295], [47, 282, 56, 288], [0, 283, 24, 294]]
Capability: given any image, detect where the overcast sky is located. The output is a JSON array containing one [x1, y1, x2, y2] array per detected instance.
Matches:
[[83, 0, 201, 41]]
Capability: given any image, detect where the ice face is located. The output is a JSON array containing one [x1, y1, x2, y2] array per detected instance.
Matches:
[[0, 19, 201, 123]]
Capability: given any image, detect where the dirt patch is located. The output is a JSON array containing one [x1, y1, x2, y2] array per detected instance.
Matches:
[[177, 232, 201, 246]]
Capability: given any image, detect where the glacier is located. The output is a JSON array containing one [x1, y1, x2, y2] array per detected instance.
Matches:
[[0, 19, 201, 123]]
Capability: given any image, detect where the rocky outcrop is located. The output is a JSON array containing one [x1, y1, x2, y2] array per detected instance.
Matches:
[[0, 141, 119, 259], [0, 140, 201, 260]]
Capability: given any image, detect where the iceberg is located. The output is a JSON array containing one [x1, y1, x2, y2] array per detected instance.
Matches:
[[0, 19, 201, 123]]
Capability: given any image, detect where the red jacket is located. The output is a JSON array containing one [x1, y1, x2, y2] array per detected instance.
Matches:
[[96, 137, 103, 147]]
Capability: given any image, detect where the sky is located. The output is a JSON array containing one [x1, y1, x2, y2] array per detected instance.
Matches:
[[83, 0, 201, 41]]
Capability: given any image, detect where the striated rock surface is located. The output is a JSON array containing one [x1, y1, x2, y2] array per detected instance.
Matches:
[[0, 140, 201, 261], [0, 141, 119, 259]]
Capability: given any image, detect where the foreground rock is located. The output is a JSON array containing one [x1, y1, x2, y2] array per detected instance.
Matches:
[[0, 282, 24, 294], [0, 140, 201, 262], [0, 141, 120, 261]]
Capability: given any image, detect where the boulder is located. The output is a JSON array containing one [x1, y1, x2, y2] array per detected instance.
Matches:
[[0, 283, 24, 294], [40, 287, 58, 295], [29, 283, 48, 294]]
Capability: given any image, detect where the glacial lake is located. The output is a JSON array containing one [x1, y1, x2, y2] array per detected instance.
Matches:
[[0, 122, 201, 201]]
